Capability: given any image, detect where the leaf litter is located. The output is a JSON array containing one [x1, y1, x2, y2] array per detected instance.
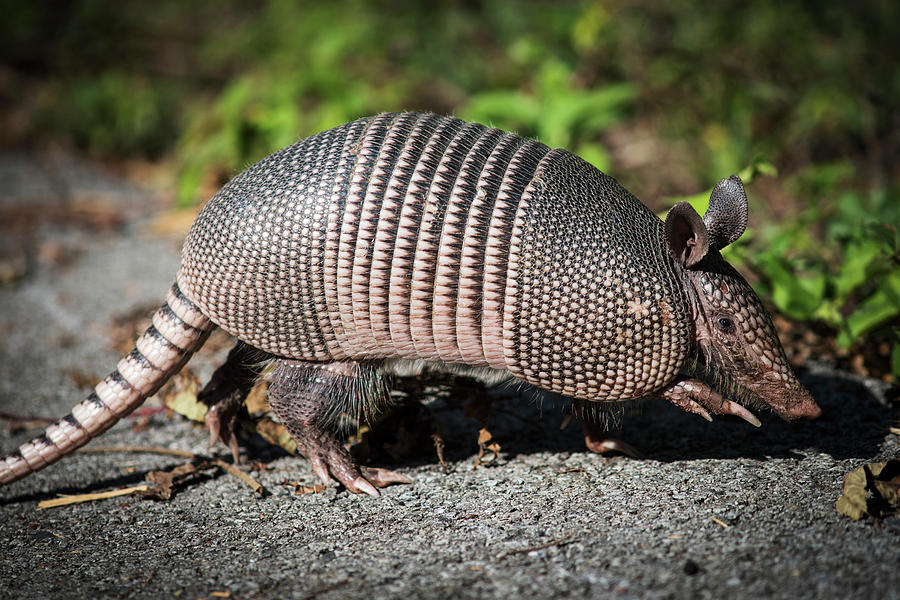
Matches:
[[836, 459, 900, 520]]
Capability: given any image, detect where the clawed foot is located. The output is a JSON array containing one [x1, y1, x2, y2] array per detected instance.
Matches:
[[197, 342, 265, 463], [203, 401, 242, 463], [294, 427, 411, 497], [266, 358, 411, 497], [661, 377, 761, 427], [197, 367, 251, 464], [581, 421, 640, 457]]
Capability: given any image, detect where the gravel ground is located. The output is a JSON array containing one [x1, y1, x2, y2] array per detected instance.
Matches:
[[1, 152, 898, 600]]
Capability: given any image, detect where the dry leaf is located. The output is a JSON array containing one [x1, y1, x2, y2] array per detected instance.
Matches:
[[244, 380, 270, 413], [836, 459, 900, 520], [67, 196, 127, 230], [107, 303, 158, 353], [164, 377, 207, 423], [143, 462, 209, 500], [474, 428, 501, 467], [254, 417, 297, 454], [293, 483, 326, 495], [477, 428, 492, 445]]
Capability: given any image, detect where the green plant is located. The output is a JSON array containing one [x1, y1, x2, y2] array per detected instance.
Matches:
[[461, 61, 635, 171], [732, 178, 900, 376], [35, 72, 179, 158]]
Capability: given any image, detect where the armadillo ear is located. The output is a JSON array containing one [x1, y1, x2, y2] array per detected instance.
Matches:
[[665, 201, 710, 268], [704, 175, 748, 250]]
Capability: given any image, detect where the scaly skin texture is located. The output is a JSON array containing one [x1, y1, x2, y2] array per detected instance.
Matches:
[[0, 113, 820, 492]]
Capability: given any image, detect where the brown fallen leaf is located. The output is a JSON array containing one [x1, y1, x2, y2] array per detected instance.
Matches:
[[293, 483, 326, 496], [129, 415, 153, 433], [0, 243, 28, 284], [143, 458, 265, 499], [277, 479, 326, 495], [67, 370, 100, 390], [67, 196, 128, 230], [143, 462, 210, 500], [254, 416, 297, 454], [107, 302, 158, 353], [836, 459, 900, 520], [37, 240, 80, 269], [477, 428, 492, 445], [76, 446, 264, 498], [473, 428, 501, 468], [244, 379, 270, 413]]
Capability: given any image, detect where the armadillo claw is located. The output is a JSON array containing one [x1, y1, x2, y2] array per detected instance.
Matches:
[[661, 377, 760, 427], [346, 469, 412, 497], [678, 400, 714, 422], [297, 436, 411, 497], [204, 404, 241, 464], [350, 477, 380, 497], [718, 400, 761, 428], [198, 344, 262, 465], [581, 422, 641, 457], [337, 466, 411, 496], [361, 467, 412, 487]]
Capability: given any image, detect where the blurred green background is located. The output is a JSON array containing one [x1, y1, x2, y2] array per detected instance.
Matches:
[[2, 0, 898, 380]]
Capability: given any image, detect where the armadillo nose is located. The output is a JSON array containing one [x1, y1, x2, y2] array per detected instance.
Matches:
[[795, 399, 822, 420], [782, 392, 822, 420]]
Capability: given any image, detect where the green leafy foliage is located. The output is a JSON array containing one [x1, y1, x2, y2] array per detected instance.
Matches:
[[35, 72, 180, 158], [462, 61, 635, 171], [728, 177, 900, 369]]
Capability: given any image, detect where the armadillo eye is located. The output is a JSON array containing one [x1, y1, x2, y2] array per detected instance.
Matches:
[[716, 316, 736, 334]]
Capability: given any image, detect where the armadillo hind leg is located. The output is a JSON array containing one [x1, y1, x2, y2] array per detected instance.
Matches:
[[266, 359, 411, 496], [197, 341, 269, 462]]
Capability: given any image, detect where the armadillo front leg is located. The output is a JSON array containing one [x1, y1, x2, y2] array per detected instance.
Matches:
[[267, 359, 410, 497], [661, 377, 761, 427], [197, 342, 267, 461]]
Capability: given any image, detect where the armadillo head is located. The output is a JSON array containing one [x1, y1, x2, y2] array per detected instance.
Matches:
[[664, 176, 821, 421]]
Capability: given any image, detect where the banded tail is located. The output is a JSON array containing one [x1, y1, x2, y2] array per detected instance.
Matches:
[[0, 282, 214, 485]]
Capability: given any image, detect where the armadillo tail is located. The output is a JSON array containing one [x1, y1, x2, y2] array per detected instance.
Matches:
[[0, 282, 214, 485]]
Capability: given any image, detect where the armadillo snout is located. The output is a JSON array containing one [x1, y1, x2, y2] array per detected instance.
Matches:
[[777, 390, 822, 420]]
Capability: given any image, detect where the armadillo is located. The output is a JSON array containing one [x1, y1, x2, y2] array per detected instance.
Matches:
[[0, 112, 821, 495]]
